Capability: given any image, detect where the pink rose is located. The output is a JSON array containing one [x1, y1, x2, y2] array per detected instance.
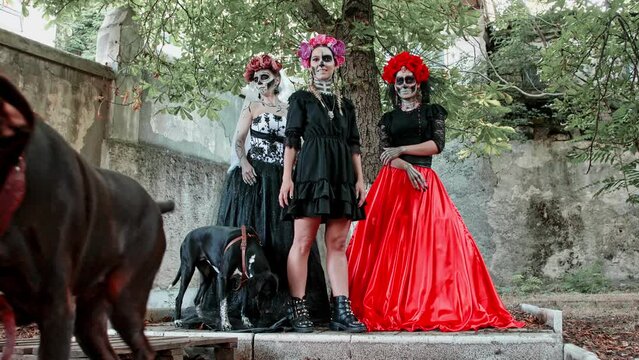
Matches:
[[262, 55, 272, 68], [332, 40, 346, 57], [309, 34, 326, 47]]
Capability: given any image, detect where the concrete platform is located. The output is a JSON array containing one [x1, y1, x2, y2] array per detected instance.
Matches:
[[136, 325, 563, 360]]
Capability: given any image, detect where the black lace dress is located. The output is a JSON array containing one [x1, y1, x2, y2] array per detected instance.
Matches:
[[282, 90, 366, 222], [209, 112, 329, 328]]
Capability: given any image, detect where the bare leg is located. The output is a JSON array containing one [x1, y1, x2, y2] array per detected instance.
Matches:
[[324, 218, 351, 297], [287, 217, 322, 297]]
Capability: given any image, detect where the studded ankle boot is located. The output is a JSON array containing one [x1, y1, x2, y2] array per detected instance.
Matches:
[[287, 296, 314, 333], [329, 295, 366, 333]]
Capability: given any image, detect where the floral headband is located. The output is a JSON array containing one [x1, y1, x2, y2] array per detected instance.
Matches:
[[243, 54, 283, 83], [382, 51, 430, 84], [297, 34, 346, 69]]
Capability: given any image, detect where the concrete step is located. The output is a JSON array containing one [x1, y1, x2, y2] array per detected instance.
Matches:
[[139, 326, 563, 360]]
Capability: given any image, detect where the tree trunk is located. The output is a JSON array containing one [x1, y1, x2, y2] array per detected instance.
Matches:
[[295, 0, 382, 182], [338, 0, 382, 183]]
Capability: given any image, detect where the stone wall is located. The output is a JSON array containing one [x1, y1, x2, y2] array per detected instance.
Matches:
[[0, 26, 114, 165], [101, 140, 228, 289], [438, 140, 639, 285]]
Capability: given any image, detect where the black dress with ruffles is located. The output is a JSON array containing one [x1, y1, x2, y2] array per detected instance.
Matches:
[[282, 90, 366, 222]]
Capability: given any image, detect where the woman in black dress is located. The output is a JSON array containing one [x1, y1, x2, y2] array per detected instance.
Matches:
[[278, 34, 366, 333], [216, 54, 329, 329]]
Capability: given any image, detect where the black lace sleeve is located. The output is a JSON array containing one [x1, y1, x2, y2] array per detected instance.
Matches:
[[345, 98, 362, 154], [284, 91, 305, 150], [377, 112, 392, 154], [430, 104, 447, 153]]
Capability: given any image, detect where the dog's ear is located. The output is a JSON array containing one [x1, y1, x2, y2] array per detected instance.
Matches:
[[0, 76, 35, 136]]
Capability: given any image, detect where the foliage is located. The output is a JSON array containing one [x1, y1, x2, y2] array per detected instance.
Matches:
[[54, 3, 105, 59], [487, 0, 639, 203], [507, 261, 610, 295], [27, 0, 639, 199], [25, 0, 519, 165], [557, 262, 609, 294], [510, 273, 544, 294]]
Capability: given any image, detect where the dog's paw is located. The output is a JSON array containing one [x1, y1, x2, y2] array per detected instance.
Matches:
[[241, 316, 254, 329], [174, 319, 184, 328], [221, 321, 233, 331]]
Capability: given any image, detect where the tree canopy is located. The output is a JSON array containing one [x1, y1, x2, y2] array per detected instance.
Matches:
[[39, 0, 638, 201]]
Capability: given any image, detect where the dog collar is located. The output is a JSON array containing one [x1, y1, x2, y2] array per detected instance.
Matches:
[[0, 155, 26, 236]]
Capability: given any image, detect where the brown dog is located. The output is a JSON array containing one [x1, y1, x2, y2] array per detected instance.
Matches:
[[0, 76, 171, 359]]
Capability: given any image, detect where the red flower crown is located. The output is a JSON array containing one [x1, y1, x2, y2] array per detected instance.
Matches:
[[243, 54, 283, 83], [382, 52, 430, 84]]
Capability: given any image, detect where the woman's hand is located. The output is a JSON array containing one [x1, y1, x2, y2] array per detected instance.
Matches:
[[403, 163, 428, 191], [240, 159, 257, 185], [279, 178, 294, 208], [355, 180, 366, 207], [380, 146, 405, 165]]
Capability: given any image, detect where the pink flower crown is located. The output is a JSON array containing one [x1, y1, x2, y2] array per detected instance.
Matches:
[[297, 34, 346, 69]]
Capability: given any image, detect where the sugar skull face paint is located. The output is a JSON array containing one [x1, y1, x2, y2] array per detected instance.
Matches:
[[310, 47, 336, 82], [394, 67, 418, 100], [253, 69, 279, 95]]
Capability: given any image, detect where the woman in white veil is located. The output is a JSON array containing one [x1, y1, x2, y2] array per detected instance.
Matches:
[[226, 68, 297, 172], [215, 55, 329, 330]]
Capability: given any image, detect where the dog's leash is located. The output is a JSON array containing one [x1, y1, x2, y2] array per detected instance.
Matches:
[[223, 225, 258, 291], [229, 316, 290, 333]]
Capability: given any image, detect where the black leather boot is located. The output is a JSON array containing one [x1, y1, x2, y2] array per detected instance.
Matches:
[[287, 296, 314, 333], [329, 295, 366, 333]]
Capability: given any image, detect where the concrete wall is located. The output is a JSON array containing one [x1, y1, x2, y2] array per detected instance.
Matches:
[[0, 26, 113, 165], [438, 140, 639, 284], [101, 139, 228, 289]]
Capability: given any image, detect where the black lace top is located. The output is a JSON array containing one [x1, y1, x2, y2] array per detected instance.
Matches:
[[378, 104, 447, 168]]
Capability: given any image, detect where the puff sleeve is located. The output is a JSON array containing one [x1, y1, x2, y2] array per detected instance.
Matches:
[[284, 91, 306, 150]]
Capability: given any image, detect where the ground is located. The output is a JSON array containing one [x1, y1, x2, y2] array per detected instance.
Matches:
[[1, 293, 638, 359]]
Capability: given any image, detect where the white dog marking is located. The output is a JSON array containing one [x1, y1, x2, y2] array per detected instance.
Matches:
[[220, 298, 232, 330], [248, 254, 256, 278]]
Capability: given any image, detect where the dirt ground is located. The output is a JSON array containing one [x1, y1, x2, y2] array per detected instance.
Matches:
[[505, 292, 639, 360]]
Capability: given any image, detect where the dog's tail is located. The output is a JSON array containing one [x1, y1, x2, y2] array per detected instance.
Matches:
[[171, 270, 181, 287], [157, 200, 175, 214]]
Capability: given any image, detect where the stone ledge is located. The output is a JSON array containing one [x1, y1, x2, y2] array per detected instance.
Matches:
[[521, 303, 563, 333], [0, 27, 114, 79], [134, 326, 563, 360], [563, 343, 600, 360]]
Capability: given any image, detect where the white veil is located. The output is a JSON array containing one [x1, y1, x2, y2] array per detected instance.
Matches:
[[227, 69, 297, 172]]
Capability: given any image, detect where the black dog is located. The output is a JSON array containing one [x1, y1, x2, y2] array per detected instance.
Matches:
[[0, 76, 171, 359], [172, 225, 278, 330]]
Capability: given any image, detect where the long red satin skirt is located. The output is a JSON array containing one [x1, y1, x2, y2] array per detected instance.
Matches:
[[347, 165, 524, 332]]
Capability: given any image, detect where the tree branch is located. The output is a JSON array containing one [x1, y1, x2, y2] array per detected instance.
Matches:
[[468, 36, 564, 98], [293, 0, 335, 33]]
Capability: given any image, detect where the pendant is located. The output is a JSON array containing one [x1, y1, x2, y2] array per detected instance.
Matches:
[[328, 110, 334, 120]]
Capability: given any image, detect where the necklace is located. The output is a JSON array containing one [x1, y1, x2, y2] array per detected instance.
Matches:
[[260, 99, 286, 114], [309, 86, 336, 120]]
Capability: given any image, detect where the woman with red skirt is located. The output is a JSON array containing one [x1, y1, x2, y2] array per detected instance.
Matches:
[[346, 52, 523, 332]]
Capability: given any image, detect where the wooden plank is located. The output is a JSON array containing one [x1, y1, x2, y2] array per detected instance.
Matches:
[[2, 334, 238, 358]]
